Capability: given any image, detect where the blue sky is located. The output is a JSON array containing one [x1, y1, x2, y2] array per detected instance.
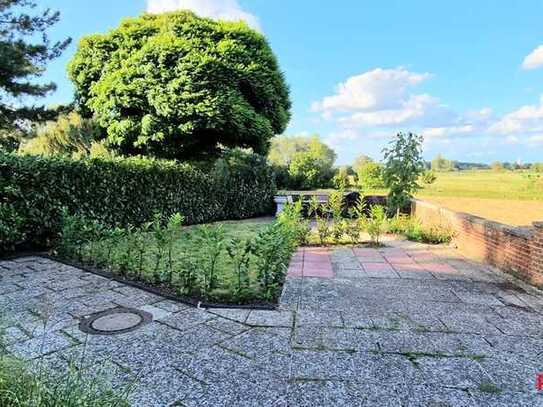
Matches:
[[42, 0, 543, 164]]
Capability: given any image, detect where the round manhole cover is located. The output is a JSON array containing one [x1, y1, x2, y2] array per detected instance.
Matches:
[[80, 307, 152, 335]]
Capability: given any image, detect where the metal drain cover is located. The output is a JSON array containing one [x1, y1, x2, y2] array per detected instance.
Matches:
[[80, 307, 152, 335]]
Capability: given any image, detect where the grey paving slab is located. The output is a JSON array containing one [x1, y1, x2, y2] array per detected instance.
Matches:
[[3, 246, 543, 406]]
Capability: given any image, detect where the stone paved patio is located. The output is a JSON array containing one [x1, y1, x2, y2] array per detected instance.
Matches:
[[1, 240, 543, 406]]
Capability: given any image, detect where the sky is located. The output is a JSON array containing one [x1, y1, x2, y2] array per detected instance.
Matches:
[[40, 0, 543, 165]]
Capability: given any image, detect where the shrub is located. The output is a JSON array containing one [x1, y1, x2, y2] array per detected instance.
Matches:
[[0, 150, 275, 253], [356, 161, 385, 190], [0, 355, 129, 407], [68, 11, 291, 160], [364, 205, 387, 245], [404, 221, 454, 244], [382, 132, 425, 215]]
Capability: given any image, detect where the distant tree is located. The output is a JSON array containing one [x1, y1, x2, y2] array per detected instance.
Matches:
[[68, 11, 291, 160], [268, 135, 336, 189], [431, 154, 456, 171], [491, 161, 505, 171], [356, 161, 385, 190], [332, 166, 350, 190], [18, 112, 112, 159], [352, 154, 373, 173], [0, 0, 71, 133], [382, 132, 425, 215]]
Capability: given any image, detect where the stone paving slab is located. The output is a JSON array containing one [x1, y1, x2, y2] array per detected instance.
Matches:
[[2, 240, 543, 406]]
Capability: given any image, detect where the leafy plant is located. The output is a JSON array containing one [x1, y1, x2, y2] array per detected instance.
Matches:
[[421, 170, 437, 185], [404, 221, 454, 244], [382, 132, 425, 216], [277, 200, 311, 245], [316, 216, 331, 245], [0, 203, 25, 254], [365, 205, 387, 245], [195, 225, 226, 298], [226, 238, 253, 302]]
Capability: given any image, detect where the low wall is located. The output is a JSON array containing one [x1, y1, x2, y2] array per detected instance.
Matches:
[[412, 199, 543, 288]]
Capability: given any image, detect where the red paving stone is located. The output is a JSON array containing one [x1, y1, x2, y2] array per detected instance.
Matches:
[[353, 248, 380, 257], [303, 267, 334, 278], [424, 263, 458, 274], [361, 263, 395, 273], [384, 255, 415, 264]]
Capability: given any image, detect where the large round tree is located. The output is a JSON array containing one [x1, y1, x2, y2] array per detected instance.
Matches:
[[68, 11, 291, 160]]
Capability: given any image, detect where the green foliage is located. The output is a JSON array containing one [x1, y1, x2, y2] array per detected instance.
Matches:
[[431, 154, 456, 172], [269, 135, 336, 189], [277, 200, 311, 245], [0, 355, 129, 407], [68, 11, 290, 160], [56, 216, 298, 305], [420, 170, 437, 185], [352, 154, 373, 174], [404, 221, 454, 244], [332, 166, 350, 189], [0, 1, 71, 132], [356, 160, 385, 190], [0, 150, 275, 253], [0, 203, 25, 253], [386, 214, 454, 244], [382, 132, 425, 215], [364, 205, 387, 245], [19, 112, 110, 159], [531, 162, 543, 173]]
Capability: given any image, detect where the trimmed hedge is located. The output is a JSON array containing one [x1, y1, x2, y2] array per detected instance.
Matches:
[[0, 151, 276, 252]]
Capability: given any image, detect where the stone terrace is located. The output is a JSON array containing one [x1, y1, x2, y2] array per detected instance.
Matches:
[[1, 241, 543, 406]]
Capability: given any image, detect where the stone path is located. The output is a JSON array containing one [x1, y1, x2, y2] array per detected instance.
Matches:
[[1, 240, 543, 406]]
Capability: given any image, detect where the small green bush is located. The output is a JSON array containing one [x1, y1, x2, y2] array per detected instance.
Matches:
[[364, 205, 387, 245], [404, 221, 454, 244], [0, 355, 129, 407], [0, 150, 276, 254]]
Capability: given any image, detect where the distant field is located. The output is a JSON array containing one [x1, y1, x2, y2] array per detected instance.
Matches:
[[416, 170, 543, 226]]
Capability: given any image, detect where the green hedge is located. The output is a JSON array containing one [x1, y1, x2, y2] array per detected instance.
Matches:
[[0, 151, 276, 253]]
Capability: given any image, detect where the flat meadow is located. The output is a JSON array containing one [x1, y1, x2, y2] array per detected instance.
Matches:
[[416, 170, 543, 226]]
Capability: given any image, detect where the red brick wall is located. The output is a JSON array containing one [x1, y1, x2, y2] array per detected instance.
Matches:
[[412, 199, 543, 288]]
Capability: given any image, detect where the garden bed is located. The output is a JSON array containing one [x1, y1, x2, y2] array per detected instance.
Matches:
[[55, 217, 299, 308]]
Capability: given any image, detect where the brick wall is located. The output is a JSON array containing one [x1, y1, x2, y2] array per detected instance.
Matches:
[[412, 199, 543, 288]]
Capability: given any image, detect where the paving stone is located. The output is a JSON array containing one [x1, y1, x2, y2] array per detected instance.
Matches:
[[246, 310, 293, 327], [362, 263, 400, 278], [3, 326, 30, 344], [220, 327, 292, 377], [7, 331, 75, 359], [286, 380, 366, 407], [159, 309, 216, 331], [350, 352, 424, 385], [469, 390, 543, 407], [296, 310, 343, 327], [417, 356, 493, 388], [291, 350, 356, 380], [293, 326, 380, 352], [403, 385, 475, 406], [204, 317, 248, 335], [478, 354, 543, 393], [207, 308, 250, 323], [139, 304, 172, 321]]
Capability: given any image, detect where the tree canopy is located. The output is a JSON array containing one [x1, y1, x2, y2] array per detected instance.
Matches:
[[431, 154, 456, 171], [382, 132, 425, 214], [268, 135, 336, 189], [0, 0, 71, 134], [68, 11, 291, 160]]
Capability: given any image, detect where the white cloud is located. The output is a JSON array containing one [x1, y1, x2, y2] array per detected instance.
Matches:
[[489, 96, 543, 136], [311, 67, 431, 114], [522, 45, 543, 70], [146, 0, 261, 31]]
